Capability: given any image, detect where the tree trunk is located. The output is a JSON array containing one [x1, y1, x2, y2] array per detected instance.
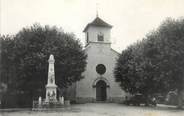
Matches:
[[177, 90, 183, 109]]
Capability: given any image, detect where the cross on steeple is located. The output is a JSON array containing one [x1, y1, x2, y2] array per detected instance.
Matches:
[[96, 2, 99, 17]]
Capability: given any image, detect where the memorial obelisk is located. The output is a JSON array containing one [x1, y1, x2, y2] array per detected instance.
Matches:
[[45, 54, 57, 102]]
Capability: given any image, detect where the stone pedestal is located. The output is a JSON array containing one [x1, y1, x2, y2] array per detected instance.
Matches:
[[45, 85, 57, 102], [38, 96, 42, 108], [59, 96, 64, 105]]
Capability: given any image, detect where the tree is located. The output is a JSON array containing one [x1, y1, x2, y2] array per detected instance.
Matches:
[[0, 35, 18, 107], [0, 35, 15, 85], [0, 35, 16, 91], [1, 24, 87, 106], [114, 41, 167, 96], [114, 18, 184, 108]]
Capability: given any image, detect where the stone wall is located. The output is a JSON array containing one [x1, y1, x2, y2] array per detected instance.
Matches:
[[76, 97, 125, 103]]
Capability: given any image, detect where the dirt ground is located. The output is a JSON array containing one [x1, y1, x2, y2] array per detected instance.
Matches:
[[0, 103, 184, 116]]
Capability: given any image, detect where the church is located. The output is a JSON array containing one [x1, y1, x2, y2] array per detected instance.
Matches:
[[75, 16, 126, 103]]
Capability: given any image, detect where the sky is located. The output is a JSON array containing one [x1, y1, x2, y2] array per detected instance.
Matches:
[[1, 0, 184, 52]]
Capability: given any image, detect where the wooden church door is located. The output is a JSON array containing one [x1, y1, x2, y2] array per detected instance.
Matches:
[[96, 80, 107, 101]]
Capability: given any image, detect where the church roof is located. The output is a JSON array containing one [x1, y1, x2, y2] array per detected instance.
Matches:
[[83, 17, 112, 32]]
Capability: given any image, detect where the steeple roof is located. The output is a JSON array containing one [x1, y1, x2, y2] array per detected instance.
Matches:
[[83, 17, 112, 32]]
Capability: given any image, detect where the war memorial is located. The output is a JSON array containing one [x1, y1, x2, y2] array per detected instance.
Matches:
[[32, 54, 65, 109]]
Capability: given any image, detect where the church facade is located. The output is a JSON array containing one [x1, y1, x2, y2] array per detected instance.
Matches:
[[76, 17, 126, 103]]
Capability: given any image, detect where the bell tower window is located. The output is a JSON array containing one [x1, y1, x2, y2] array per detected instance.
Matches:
[[97, 33, 104, 42]]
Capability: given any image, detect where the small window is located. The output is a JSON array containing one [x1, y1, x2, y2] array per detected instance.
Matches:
[[97, 33, 104, 41]]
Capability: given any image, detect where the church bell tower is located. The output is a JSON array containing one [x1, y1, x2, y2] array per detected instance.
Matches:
[[83, 16, 113, 46]]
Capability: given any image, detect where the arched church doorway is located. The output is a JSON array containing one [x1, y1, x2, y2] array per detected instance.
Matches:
[[96, 80, 107, 101]]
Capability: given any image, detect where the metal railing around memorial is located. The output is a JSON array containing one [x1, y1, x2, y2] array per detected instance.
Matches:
[[32, 99, 64, 109]]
